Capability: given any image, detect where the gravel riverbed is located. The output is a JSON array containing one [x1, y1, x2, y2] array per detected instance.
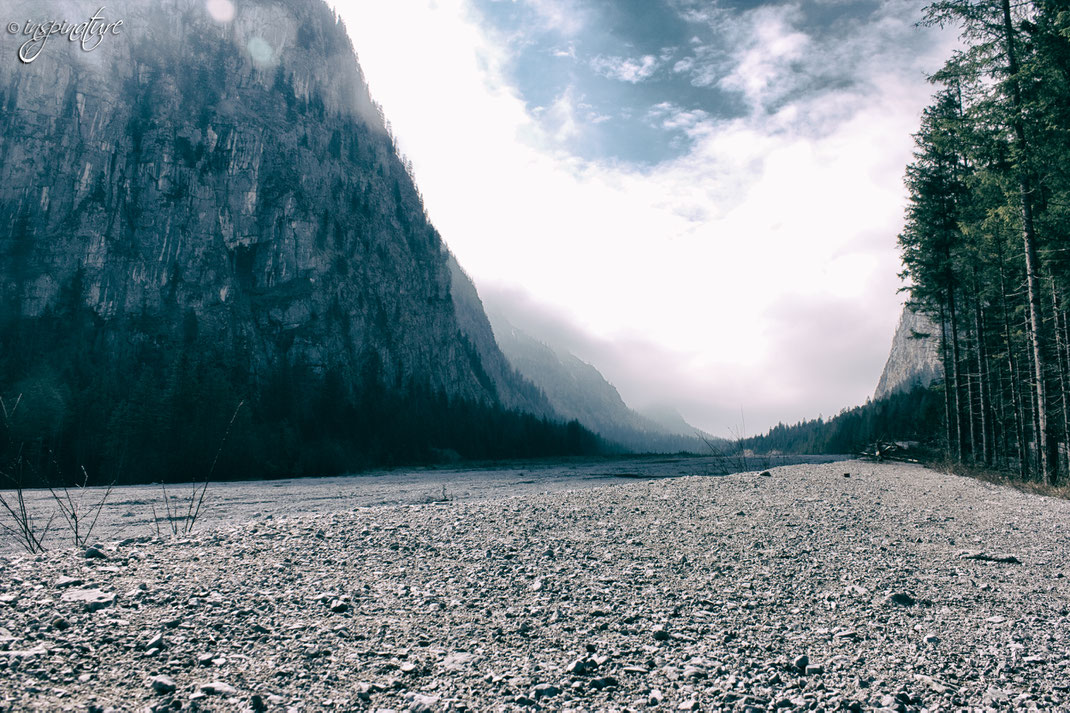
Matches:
[[2, 460, 1069, 712]]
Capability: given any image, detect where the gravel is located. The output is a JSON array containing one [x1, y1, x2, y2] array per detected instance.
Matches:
[[1, 460, 1069, 711]]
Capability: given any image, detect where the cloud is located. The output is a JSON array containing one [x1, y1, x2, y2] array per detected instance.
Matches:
[[590, 54, 660, 83], [717, 5, 812, 109], [520, 0, 586, 35], [328, 0, 958, 436]]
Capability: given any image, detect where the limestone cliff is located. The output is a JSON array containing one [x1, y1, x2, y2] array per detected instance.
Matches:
[[874, 306, 942, 400], [0, 0, 494, 402]]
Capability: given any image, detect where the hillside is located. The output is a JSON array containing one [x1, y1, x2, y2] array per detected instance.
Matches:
[[0, 0, 599, 484]]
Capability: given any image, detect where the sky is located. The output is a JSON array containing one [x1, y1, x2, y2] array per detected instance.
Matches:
[[328, 0, 958, 437]]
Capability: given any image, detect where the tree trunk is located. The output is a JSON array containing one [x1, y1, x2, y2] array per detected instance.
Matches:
[[974, 290, 990, 466], [949, 287, 965, 462], [998, 255, 1028, 479], [939, 302, 955, 461], [1052, 281, 1069, 480], [1002, 0, 1055, 484]]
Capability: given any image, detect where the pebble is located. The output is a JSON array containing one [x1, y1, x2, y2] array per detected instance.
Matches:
[[3, 460, 1069, 712]]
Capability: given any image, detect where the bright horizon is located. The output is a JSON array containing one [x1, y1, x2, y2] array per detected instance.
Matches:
[[329, 0, 958, 438]]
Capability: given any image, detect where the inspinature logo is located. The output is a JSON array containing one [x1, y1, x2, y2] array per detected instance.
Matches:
[[5, 7, 123, 63]]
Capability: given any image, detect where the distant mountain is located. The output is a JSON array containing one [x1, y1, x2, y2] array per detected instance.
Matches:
[[445, 254, 556, 418], [485, 311, 715, 453], [874, 306, 942, 400], [638, 405, 717, 442]]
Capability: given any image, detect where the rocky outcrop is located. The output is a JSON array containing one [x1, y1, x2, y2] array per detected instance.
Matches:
[[0, 0, 494, 402], [874, 306, 942, 400]]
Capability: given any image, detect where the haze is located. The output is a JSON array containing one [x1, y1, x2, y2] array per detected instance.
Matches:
[[328, 0, 957, 437]]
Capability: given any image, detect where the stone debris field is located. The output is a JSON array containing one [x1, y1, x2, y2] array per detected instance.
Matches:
[[1, 460, 1069, 712]]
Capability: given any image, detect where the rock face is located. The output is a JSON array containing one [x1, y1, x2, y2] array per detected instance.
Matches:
[[874, 306, 942, 401], [486, 311, 713, 453], [0, 0, 494, 402]]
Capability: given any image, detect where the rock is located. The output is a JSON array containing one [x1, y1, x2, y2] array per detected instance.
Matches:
[[682, 665, 707, 680], [531, 683, 560, 699], [51, 616, 70, 631], [843, 472, 851, 478], [565, 657, 598, 675], [197, 681, 238, 696], [886, 592, 915, 606], [329, 599, 349, 613], [84, 545, 108, 560], [960, 551, 1021, 564], [406, 693, 440, 712], [441, 652, 475, 671], [150, 675, 177, 694], [792, 655, 809, 673], [60, 589, 115, 612], [590, 676, 617, 690], [144, 633, 165, 651], [759, 471, 772, 477], [653, 626, 670, 641], [54, 576, 83, 588], [805, 664, 824, 675]]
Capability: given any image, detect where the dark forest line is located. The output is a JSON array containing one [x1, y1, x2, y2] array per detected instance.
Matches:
[[0, 285, 604, 489]]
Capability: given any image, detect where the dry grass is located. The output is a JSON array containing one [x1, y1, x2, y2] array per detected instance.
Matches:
[[927, 458, 1070, 500]]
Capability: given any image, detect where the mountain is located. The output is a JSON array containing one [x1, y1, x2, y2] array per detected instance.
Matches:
[[0, 0, 599, 483], [445, 254, 556, 418], [485, 311, 714, 453], [874, 305, 942, 400], [638, 405, 717, 442]]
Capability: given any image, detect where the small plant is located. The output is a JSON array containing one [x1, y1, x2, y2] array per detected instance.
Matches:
[[151, 400, 244, 537], [48, 466, 114, 548], [0, 394, 55, 553], [0, 461, 55, 554]]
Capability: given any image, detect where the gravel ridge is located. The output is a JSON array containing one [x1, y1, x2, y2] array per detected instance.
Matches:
[[2, 460, 1069, 712]]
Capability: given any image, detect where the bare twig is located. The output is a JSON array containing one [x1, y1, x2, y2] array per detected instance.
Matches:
[[0, 464, 53, 554], [151, 399, 244, 537], [47, 466, 115, 548]]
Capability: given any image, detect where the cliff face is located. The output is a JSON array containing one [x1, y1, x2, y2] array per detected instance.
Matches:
[[0, 0, 492, 401], [874, 306, 942, 400]]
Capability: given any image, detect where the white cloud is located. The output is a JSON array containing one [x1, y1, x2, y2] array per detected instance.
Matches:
[[590, 54, 660, 83], [327, 0, 957, 436], [718, 6, 812, 109], [520, 0, 586, 35]]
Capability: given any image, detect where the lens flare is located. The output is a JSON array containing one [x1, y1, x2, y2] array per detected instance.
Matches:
[[205, 0, 235, 23], [246, 36, 273, 65]]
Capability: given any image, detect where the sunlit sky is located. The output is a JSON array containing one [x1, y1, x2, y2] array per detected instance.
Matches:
[[328, 0, 957, 437]]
